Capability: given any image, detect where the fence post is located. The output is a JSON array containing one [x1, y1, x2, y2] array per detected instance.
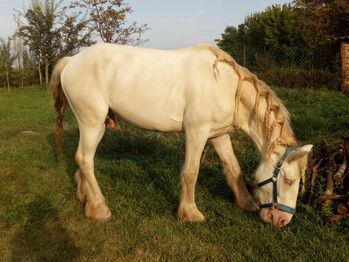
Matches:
[[243, 44, 246, 67], [341, 40, 349, 92]]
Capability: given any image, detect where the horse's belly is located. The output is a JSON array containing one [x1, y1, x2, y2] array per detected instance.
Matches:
[[109, 85, 185, 132], [113, 106, 184, 131]]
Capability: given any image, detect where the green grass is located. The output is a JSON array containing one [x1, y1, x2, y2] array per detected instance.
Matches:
[[0, 86, 349, 261]]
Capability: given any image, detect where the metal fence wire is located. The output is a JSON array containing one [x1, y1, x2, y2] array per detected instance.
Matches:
[[231, 46, 341, 89]]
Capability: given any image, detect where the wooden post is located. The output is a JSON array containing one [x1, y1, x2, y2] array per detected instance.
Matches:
[[243, 44, 246, 67], [341, 41, 349, 92]]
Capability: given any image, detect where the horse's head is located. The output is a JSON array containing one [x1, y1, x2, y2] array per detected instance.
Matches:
[[254, 145, 313, 228]]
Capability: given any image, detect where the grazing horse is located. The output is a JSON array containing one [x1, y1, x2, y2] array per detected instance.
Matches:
[[50, 44, 312, 228]]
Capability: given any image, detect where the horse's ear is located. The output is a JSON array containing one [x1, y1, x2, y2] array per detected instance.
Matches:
[[286, 145, 313, 162]]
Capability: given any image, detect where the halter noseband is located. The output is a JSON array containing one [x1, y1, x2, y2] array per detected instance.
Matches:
[[257, 147, 300, 215]]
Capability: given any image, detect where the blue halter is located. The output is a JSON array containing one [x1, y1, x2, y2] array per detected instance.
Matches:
[[257, 147, 300, 215]]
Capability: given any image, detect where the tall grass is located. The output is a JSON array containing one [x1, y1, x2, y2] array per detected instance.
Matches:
[[0, 87, 348, 261]]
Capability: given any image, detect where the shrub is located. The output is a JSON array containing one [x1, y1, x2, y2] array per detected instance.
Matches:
[[0, 68, 40, 88]]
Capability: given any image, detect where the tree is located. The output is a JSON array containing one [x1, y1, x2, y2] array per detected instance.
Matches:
[[59, 13, 94, 56], [0, 38, 17, 91], [259, 4, 301, 49], [243, 13, 266, 50], [15, 0, 58, 85], [215, 26, 240, 57], [216, 5, 308, 52], [15, 0, 94, 85], [294, 0, 349, 43], [13, 38, 25, 88], [215, 3, 322, 69], [12, 37, 38, 87], [70, 0, 149, 45]]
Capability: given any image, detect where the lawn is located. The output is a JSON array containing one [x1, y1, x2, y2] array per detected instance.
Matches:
[[0, 86, 349, 261]]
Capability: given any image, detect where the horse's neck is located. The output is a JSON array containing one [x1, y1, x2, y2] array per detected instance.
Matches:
[[237, 104, 270, 153], [235, 81, 295, 155]]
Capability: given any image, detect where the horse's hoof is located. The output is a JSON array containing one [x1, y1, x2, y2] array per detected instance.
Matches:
[[178, 204, 205, 222], [85, 202, 111, 223]]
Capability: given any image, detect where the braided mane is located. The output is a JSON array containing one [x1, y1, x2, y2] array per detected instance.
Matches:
[[200, 45, 297, 154]]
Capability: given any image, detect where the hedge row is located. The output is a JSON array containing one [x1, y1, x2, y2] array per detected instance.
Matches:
[[255, 67, 340, 89], [0, 69, 40, 88]]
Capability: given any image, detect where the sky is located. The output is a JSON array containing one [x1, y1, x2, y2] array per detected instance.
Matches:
[[0, 0, 291, 49]]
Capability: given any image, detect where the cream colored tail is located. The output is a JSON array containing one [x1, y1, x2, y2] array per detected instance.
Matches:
[[49, 57, 71, 155]]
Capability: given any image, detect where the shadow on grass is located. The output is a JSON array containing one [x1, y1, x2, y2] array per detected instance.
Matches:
[[11, 196, 79, 261], [47, 129, 79, 189]]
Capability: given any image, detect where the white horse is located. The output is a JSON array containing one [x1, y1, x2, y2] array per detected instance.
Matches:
[[50, 43, 312, 228]]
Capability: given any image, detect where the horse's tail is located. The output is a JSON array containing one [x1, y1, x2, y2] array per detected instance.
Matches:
[[49, 56, 71, 155]]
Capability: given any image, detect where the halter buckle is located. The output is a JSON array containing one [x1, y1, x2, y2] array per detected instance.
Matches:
[[273, 202, 279, 209]]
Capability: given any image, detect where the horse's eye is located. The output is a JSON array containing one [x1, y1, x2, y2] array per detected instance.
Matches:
[[284, 177, 295, 186]]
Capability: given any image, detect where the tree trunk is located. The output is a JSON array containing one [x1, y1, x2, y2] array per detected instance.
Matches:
[[45, 57, 49, 86], [5, 64, 10, 92], [243, 44, 247, 67], [18, 56, 24, 88], [21, 67, 24, 88], [38, 63, 42, 86]]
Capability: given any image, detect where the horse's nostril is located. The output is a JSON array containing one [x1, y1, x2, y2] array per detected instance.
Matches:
[[279, 218, 287, 228]]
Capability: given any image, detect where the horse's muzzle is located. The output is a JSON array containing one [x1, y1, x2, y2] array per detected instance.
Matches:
[[260, 208, 293, 228]]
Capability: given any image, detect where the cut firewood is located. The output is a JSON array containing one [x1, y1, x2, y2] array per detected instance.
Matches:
[[304, 138, 349, 224], [334, 162, 347, 186], [325, 213, 349, 224], [336, 203, 348, 215], [308, 158, 325, 204], [307, 140, 330, 204], [315, 194, 346, 203], [334, 141, 348, 186], [324, 153, 335, 207]]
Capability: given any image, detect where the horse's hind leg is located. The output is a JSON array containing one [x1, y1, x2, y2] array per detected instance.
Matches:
[[210, 134, 258, 212], [75, 122, 111, 222]]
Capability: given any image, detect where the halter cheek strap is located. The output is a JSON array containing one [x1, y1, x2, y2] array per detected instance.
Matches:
[[257, 147, 300, 215]]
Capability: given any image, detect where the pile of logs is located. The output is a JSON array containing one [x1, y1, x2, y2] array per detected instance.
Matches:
[[306, 138, 349, 224]]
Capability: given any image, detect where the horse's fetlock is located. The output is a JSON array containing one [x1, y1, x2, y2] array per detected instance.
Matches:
[[85, 201, 111, 222], [178, 203, 204, 222]]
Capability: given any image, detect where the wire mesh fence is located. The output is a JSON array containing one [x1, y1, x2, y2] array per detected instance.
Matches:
[[231, 46, 341, 89]]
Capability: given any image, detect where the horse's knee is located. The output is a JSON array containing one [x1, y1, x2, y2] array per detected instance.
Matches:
[[79, 156, 94, 172], [223, 160, 241, 179], [181, 170, 198, 185]]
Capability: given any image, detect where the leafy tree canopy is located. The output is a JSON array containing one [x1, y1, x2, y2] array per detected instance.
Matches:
[[70, 0, 149, 45]]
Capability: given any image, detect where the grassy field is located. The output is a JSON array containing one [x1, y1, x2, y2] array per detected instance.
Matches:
[[0, 86, 349, 261]]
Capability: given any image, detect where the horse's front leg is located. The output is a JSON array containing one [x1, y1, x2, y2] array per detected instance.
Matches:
[[210, 134, 259, 212], [178, 127, 209, 222]]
